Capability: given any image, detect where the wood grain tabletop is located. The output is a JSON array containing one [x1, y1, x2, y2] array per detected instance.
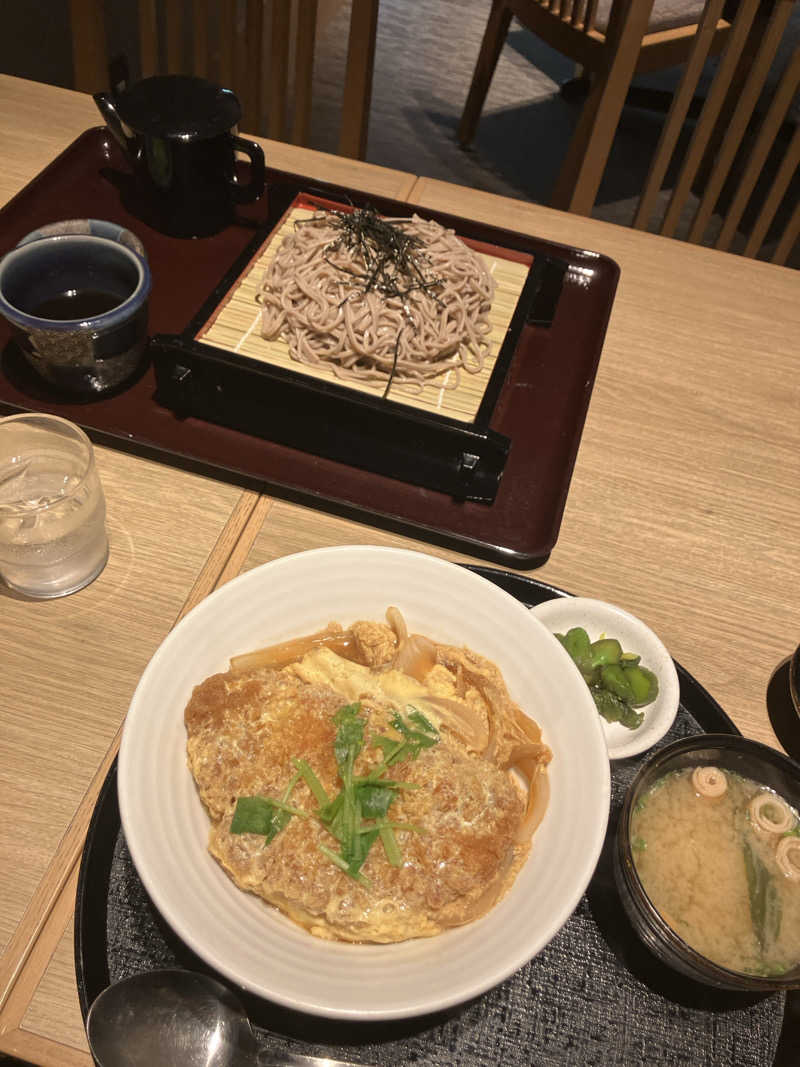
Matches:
[[1, 72, 798, 1066], [0, 74, 417, 1065]]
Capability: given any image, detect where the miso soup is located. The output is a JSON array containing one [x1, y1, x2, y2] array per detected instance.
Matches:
[[630, 767, 800, 976]]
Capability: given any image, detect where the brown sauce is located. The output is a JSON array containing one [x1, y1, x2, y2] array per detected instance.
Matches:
[[29, 289, 123, 321]]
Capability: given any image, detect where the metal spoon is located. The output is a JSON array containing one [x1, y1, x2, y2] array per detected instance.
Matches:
[[86, 968, 368, 1067]]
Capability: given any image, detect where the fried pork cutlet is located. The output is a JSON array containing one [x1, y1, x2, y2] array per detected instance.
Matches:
[[185, 663, 530, 943]]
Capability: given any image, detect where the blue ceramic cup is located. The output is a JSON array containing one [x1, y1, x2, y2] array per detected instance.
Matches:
[[0, 219, 151, 395]]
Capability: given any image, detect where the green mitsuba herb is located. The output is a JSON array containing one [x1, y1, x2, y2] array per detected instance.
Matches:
[[230, 769, 304, 844], [230, 702, 439, 883], [742, 837, 782, 950]]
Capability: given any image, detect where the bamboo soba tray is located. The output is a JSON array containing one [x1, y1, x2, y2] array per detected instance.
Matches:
[[149, 189, 544, 503], [0, 128, 620, 567], [198, 194, 530, 424]]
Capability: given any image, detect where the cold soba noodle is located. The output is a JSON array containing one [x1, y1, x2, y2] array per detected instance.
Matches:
[[630, 767, 800, 976], [257, 208, 495, 393]]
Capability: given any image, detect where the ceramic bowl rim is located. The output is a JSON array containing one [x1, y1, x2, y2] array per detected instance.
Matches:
[[0, 234, 151, 332]]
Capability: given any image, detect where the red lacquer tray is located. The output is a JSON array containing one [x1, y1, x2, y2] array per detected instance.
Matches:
[[0, 128, 619, 567]]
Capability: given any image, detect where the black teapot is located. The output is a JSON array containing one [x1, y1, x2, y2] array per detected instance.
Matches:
[[94, 75, 266, 238]]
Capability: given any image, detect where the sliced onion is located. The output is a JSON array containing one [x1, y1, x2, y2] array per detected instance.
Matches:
[[229, 627, 355, 672], [423, 695, 488, 752], [394, 634, 438, 682], [776, 836, 800, 881], [502, 743, 551, 772], [446, 665, 506, 760], [385, 606, 408, 642], [385, 606, 438, 682], [691, 766, 728, 798], [512, 706, 543, 744], [513, 761, 550, 843], [748, 791, 796, 834], [462, 663, 543, 764]]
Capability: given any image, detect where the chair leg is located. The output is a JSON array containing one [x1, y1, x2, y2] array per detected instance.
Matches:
[[550, 0, 655, 214], [457, 1, 514, 147], [70, 0, 108, 91], [338, 0, 380, 159], [559, 75, 592, 103]]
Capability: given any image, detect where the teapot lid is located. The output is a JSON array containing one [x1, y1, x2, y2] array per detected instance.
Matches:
[[113, 75, 241, 138]]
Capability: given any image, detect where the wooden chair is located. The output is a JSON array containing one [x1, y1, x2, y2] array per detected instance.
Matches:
[[458, 0, 734, 214], [68, 0, 378, 159], [632, 0, 799, 265]]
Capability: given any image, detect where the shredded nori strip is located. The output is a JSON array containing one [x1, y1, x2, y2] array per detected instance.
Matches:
[[296, 207, 447, 397]]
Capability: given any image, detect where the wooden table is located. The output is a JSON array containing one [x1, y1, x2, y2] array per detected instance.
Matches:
[[1, 73, 798, 1066]]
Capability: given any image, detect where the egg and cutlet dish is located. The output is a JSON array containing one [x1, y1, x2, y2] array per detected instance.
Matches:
[[185, 608, 552, 944]]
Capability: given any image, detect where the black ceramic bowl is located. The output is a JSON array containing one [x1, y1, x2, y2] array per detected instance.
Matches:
[[615, 733, 800, 991]]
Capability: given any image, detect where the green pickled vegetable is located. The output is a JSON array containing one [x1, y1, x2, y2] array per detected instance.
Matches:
[[625, 665, 659, 707], [590, 638, 622, 667], [600, 663, 636, 703], [562, 626, 592, 664], [592, 687, 644, 730], [555, 624, 658, 731]]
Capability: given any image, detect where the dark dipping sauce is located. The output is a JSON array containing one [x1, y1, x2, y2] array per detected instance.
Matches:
[[28, 288, 123, 321]]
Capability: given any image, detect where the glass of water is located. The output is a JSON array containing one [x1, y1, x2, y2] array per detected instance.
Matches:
[[0, 413, 108, 598]]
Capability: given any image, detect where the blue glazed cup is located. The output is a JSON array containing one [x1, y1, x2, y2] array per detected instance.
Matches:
[[0, 219, 151, 396]]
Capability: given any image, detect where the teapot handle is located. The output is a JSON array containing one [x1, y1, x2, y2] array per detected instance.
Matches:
[[93, 92, 134, 161], [230, 135, 266, 204]]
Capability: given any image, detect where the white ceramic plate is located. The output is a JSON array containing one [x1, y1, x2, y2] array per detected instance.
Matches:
[[530, 597, 680, 760], [119, 547, 610, 1020]]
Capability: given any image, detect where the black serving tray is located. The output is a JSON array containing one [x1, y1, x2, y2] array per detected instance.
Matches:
[[0, 129, 619, 567], [74, 570, 787, 1067]]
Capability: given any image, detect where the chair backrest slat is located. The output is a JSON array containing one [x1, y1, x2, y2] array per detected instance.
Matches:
[[570, 0, 587, 30], [719, 46, 800, 254], [218, 2, 237, 90], [583, 0, 599, 35], [293, 0, 320, 146], [772, 197, 800, 266], [165, 0, 183, 73], [69, 0, 107, 91], [688, 0, 796, 244], [744, 124, 800, 261], [633, 0, 728, 231], [268, 0, 292, 142], [138, 0, 158, 79], [69, 0, 374, 156], [630, 0, 798, 262], [658, 0, 760, 238], [192, 0, 211, 80], [240, 0, 265, 137]]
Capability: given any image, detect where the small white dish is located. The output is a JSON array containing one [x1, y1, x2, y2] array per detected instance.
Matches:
[[529, 597, 680, 760]]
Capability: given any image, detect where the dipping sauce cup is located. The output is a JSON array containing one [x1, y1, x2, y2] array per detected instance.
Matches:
[[0, 220, 151, 396], [0, 413, 108, 598]]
